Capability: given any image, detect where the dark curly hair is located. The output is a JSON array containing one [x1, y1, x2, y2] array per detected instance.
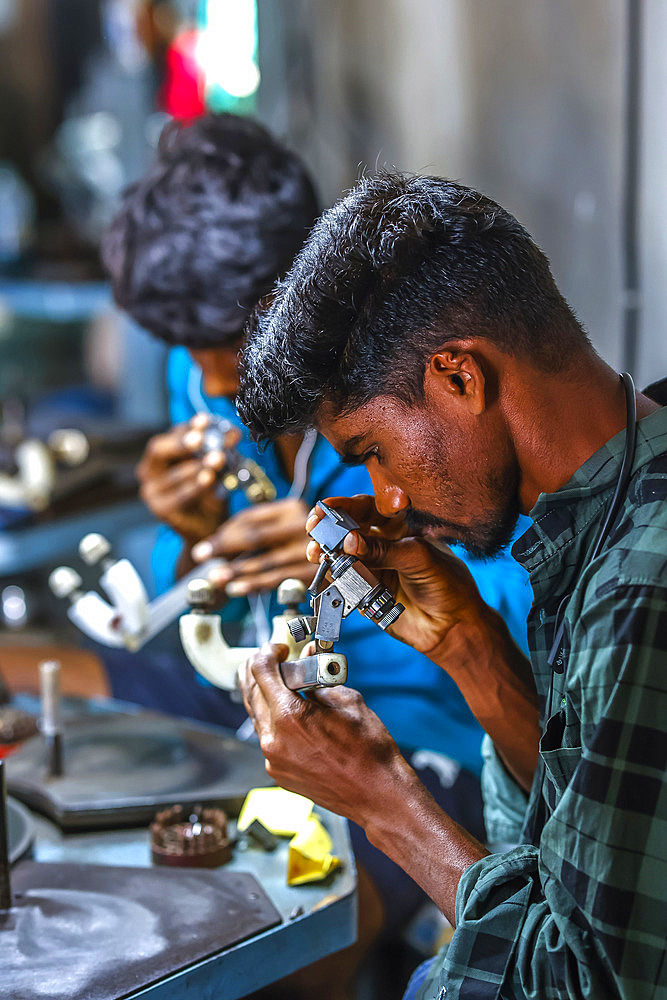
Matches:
[[102, 113, 318, 348], [236, 171, 590, 442]]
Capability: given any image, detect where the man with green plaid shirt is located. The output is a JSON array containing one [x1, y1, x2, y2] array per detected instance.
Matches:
[[234, 172, 667, 999]]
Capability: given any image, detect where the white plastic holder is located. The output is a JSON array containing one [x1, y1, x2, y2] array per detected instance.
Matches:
[[49, 533, 225, 651], [0, 440, 55, 511], [179, 602, 308, 691]]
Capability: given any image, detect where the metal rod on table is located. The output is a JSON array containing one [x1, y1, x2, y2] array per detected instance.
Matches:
[[0, 760, 11, 910], [39, 659, 63, 777]]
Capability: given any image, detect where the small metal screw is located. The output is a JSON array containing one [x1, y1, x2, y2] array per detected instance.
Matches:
[[326, 662, 341, 676], [331, 598, 342, 608]]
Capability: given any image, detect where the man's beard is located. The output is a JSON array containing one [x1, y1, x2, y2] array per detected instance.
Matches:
[[403, 468, 521, 560]]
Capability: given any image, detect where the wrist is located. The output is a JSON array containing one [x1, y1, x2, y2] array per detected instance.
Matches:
[[430, 598, 501, 675], [431, 603, 536, 720], [361, 751, 429, 853]]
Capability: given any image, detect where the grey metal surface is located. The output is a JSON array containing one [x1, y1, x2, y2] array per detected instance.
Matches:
[[3, 700, 356, 997], [29, 802, 357, 999], [7, 795, 34, 864], [0, 499, 149, 574], [6, 709, 272, 829], [2, 862, 282, 1000]]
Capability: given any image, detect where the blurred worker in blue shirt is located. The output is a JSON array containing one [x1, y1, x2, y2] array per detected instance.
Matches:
[[103, 112, 533, 988]]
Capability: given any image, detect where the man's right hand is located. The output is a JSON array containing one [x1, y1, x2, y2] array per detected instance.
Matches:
[[136, 414, 240, 543], [306, 495, 540, 790], [305, 495, 488, 658]]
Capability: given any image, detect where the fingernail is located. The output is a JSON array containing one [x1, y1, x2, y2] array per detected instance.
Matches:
[[184, 429, 202, 450], [226, 580, 249, 597], [192, 540, 213, 562], [196, 468, 215, 486], [203, 450, 224, 469], [344, 532, 358, 554], [210, 565, 233, 585], [306, 541, 319, 562]]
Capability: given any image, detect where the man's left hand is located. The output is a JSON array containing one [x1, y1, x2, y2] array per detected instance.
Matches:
[[238, 642, 411, 826], [239, 642, 488, 925]]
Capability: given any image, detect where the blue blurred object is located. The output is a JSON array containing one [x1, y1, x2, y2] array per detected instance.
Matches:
[[0, 281, 109, 403]]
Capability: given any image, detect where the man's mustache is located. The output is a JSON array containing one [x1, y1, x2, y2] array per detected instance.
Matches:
[[403, 507, 451, 533]]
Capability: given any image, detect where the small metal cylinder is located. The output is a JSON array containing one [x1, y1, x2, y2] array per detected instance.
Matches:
[[79, 533, 112, 566], [287, 615, 317, 643], [0, 760, 11, 910], [186, 578, 217, 611], [277, 578, 307, 610], [39, 659, 63, 777]]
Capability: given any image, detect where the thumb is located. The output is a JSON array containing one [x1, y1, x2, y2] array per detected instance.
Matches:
[[306, 684, 364, 710]]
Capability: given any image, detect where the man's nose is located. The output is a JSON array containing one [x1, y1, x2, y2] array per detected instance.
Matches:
[[371, 471, 410, 518]]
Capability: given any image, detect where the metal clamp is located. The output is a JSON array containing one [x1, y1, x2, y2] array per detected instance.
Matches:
[[200, 417, 276, 504], [179, 578, 313, 691], [279, 501, 405, 690]]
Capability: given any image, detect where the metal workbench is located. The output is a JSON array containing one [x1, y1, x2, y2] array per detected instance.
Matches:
[[3, 697, 357, 999], [28, 809, 357, 999]]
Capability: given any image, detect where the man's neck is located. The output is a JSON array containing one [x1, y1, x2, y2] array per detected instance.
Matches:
[[507, 355, 659, 513]]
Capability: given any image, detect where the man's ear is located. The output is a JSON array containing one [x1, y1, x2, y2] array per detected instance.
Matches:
[[425, 349, 486, 415]]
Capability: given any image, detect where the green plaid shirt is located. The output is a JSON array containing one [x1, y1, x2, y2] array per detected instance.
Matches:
[[424, 404, 667, 1000]]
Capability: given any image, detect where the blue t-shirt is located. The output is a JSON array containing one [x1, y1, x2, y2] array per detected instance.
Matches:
[[153, 348, 534, 776]]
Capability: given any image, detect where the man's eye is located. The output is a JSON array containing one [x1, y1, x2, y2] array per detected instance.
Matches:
[[363, 448, 381, 464]]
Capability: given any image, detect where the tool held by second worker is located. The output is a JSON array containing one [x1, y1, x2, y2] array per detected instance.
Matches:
[[200, 416, 276, 505]]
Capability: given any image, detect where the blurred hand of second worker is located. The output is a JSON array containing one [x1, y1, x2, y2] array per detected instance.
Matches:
[[191, 497, 312, 596], [136, 414, 240, 543]]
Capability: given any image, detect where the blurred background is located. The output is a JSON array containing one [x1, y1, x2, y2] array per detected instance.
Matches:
[[0, 0, 664, 644]]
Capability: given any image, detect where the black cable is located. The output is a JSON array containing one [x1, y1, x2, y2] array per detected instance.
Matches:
[[590, 372, 637, 561], [621, 0, 642, 374]]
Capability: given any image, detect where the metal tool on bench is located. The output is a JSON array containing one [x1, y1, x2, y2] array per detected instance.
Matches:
[[0, 428, 89, 512], [279, 501, 406, 691], [48, 532, 226, 650], [47, 428, 276, 649], [179, 578, 310, 690]]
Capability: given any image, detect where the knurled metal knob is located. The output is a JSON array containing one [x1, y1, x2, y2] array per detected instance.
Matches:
[[288, 615, 317, 643], [277, 578, 307, 608], [329, 553, 356, 579], [49, 566, 83, 599], [79, 533, 111, 565], [186, 578, 217, 610], [377, 603, 405, 631]]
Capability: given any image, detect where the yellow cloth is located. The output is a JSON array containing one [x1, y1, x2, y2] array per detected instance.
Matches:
[[287, 814, 340, 886], [237, 787, 314, 836], [237, 787, 340, 885]]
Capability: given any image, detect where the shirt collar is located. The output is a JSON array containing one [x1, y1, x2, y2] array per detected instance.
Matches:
[[512, 404, 667, 573]]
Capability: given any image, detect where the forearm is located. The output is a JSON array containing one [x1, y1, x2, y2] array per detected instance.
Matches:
[[362, 755, 488, 924], [433, 606, 540, 791]]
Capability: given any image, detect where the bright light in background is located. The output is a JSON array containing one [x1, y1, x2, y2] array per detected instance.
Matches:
[[197, 0, 260, 101]]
